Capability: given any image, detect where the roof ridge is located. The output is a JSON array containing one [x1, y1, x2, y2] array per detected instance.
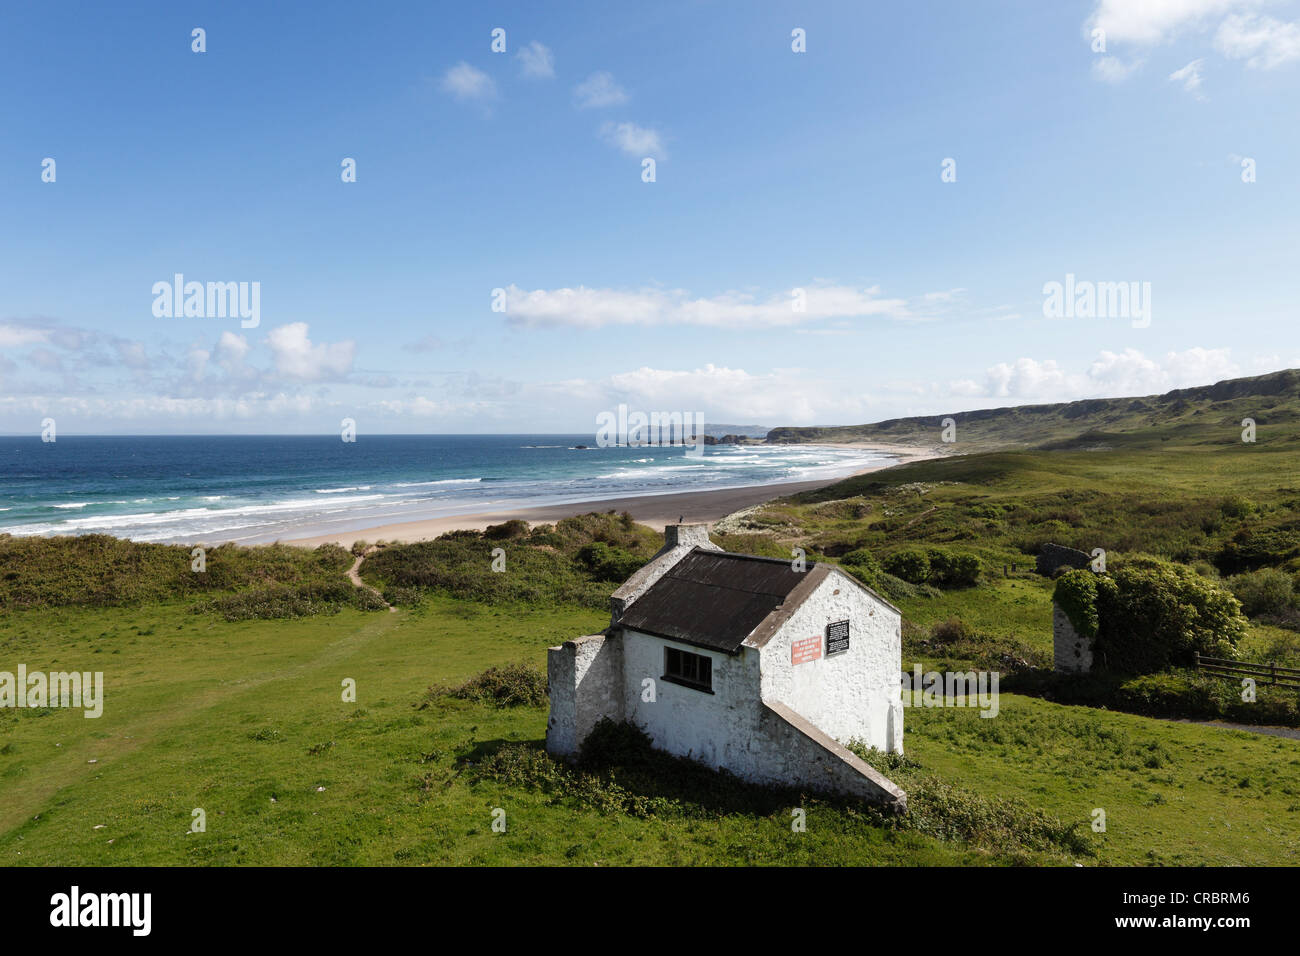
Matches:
[[706, 548, 820, 568]]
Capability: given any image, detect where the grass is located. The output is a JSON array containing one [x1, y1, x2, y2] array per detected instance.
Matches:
[[903, 693, 1300, 866], [2, 596, 1298, 865], [5, 374, 1300, 864]]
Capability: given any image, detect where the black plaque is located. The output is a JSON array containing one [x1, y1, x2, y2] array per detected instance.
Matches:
[[826, 619, 850, 656]]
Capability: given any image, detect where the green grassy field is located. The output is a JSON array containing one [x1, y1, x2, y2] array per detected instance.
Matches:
[[6, 373, 1300, 866], [2, 597, 1297, 866]]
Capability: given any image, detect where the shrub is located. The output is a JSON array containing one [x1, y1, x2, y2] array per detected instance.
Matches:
[[1053, 570, 1100, 640], [883, 548, 931, 585], [384, 585, 424, 608], [1004, 668, 1300, 728], [840, 548, 880, 570], [1054, 558, 1247, 675], [484, 519, 530, 541], [447, 663, 549, 708], [1220, 495, 1257, 519], [874, 572, 918, 602], [574, 542, 644, 582], [1101, 558, 1245, 673], [926, 548, 982, 587], [1215, 528, 1300, 574], [0, 536, 356, 612], [1227, 567, 1294, 617], [839, 549, 881, 588], [929, 617, 971, 645]]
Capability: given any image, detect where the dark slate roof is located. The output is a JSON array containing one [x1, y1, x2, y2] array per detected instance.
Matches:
[[618, 549, 818, 654]]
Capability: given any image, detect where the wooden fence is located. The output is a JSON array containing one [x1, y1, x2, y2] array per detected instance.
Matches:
[[1194, 652, 1300, 691]]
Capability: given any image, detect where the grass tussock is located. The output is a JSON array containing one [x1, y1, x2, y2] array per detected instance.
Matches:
[[443, 663, 549, 708]]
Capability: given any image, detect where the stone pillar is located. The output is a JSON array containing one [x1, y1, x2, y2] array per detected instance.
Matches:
[[546, 634, 625, 757], [1052, 603, 1093, 674]]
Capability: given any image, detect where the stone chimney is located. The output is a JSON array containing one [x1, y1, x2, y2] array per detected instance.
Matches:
[[608, 523, 723, 626], [661, 523, 713, 553]]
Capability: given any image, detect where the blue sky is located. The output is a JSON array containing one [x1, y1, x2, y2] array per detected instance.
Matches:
[[1, 0, 1298, 434]]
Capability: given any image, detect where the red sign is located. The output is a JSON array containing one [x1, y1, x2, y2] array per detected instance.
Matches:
[[792, 635, 822, 665]]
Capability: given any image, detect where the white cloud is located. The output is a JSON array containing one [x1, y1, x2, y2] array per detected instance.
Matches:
[[266, 323, 356, 381], [499, 283, 914, 330], [601, 364, 831, 423], [1169, 57, 1207, 93], [1216, 13, 1300, 67], [216, 331, 250, 364], [1092, 55, 1143, 82], [573, 71, 628, 108], [440, 62, 496, 101], [972, 347, 1248, 402], [0, 324, 50, 348], [599, 121, 665, 158], [516, 41, 555, 79], [114, 340, 150, 370], [1088, 0, 1266, 46]]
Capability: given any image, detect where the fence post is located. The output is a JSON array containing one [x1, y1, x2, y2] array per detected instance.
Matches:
[[1271, 661, 1277, 686], [1194, 650, 1200, 671]]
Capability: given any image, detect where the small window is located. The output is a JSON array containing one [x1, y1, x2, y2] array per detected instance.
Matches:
[[663, 646, 713, 692]]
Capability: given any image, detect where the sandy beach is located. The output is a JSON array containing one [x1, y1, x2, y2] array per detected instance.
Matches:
[[287, 442, 941, 549]]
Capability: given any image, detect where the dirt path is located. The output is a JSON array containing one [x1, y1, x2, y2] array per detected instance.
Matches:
[[346, 547, 394, 612]]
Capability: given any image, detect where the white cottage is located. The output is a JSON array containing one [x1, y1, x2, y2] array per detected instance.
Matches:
[[546, 524, 906, 810]]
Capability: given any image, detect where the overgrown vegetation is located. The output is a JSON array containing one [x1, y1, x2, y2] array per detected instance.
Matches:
[[466, 719, 1092, 862], [422, 663, 549, 709], [360, 511, 660, 610], [1004, 669, 1300, 728], [0, 534, 371, 619], [1053, 558, 1247, 674], [849, 744, 1092, 857]]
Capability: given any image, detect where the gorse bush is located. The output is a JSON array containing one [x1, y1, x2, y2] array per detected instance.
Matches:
[[197, 578, 388, 621], [925, 548, 982, 587]]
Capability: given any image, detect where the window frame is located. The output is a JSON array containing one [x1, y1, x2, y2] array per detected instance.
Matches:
[[662, 645, 714, 693]]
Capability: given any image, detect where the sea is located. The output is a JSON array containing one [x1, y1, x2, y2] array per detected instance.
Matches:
[[0, 435, 888, 544]]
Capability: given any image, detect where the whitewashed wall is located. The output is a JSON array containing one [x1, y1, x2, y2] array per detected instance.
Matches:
[[759, 570, 902, 752], [620, 631, 761, 772]]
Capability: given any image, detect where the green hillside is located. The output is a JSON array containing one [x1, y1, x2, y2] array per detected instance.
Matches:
[[765, 368, 1300, 450]]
